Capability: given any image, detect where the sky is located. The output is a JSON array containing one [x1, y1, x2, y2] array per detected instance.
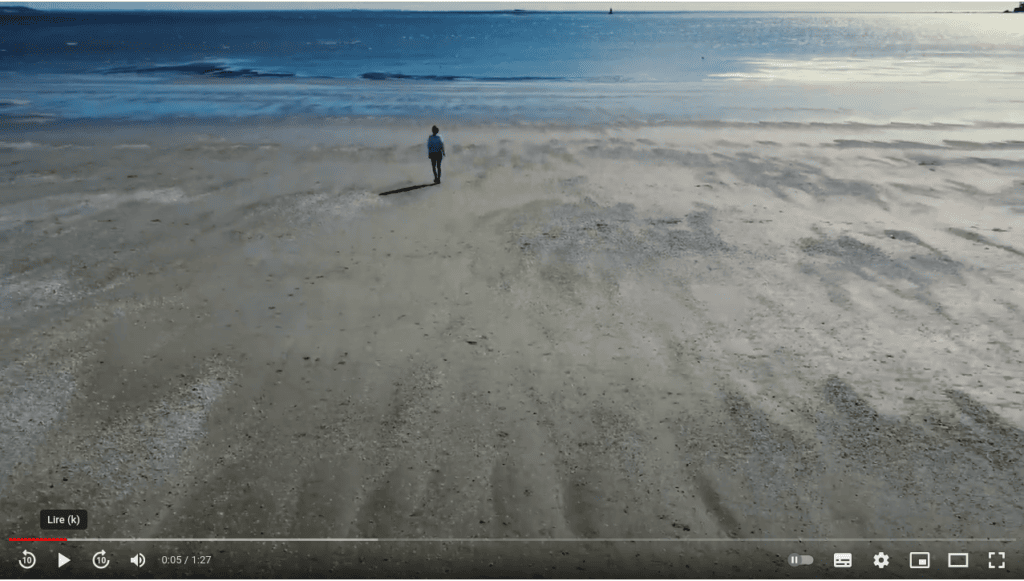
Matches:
[[7, 0, 1017, 11]]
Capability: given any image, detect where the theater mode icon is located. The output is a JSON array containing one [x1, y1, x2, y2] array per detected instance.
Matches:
[[833, 553, 852, 568], [910, 552, 930, 568], [948, 553, 969, 568]]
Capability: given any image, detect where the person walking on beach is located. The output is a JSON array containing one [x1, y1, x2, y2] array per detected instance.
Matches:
[[428, 125, 445, 184]]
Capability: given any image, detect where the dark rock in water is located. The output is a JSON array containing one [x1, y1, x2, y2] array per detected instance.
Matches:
[[0, 5, 43, 13]]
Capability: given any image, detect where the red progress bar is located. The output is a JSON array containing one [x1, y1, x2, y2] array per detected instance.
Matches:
[[9, 538, 67, 541]]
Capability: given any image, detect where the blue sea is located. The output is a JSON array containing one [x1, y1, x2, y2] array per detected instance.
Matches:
[[1, 8, 1022, 125]]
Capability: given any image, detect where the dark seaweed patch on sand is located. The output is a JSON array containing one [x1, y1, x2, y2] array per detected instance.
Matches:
[[797, 232, 963, 313], [663, 211, 731, 254], [724, 152, 883, 205], [947, 227, 1024, 258], [669, 374, 1024, 540], [819, 375, 1023, 484], [943, 389, 1024, 472], [514, 199, 731, 271], [808, 376, 1024, 536]]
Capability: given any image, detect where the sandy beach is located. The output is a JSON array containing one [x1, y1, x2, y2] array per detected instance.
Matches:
[[1, 118, 1022, 576]]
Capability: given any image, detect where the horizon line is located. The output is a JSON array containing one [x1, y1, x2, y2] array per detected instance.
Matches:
[[3, 2, 1019, 13]]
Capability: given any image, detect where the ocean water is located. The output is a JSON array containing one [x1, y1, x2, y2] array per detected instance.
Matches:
[[1, 8, 1022, 125]]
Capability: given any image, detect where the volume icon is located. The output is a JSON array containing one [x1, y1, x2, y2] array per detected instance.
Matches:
[[130, 553, 146, 568]]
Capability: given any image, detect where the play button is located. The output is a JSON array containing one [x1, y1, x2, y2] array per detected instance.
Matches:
[[58, 553, 70, 568]]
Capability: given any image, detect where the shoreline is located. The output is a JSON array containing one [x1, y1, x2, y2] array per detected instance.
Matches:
[[8, 112, 1024, 132]]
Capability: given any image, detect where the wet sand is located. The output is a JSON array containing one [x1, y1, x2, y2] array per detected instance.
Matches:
[[1, 119, 1022, 576]]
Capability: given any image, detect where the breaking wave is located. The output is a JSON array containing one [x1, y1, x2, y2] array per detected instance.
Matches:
[[104, 62, 295, 78], [360, 72, 566, 82]]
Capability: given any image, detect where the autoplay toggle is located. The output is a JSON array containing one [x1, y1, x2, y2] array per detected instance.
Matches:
[[788, 554, 814, 567]]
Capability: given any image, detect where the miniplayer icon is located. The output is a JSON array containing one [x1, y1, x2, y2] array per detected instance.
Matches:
[[910, 552, 930, 568]]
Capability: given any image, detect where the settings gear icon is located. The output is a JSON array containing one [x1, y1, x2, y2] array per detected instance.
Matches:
[[873, 552, 890, 568]]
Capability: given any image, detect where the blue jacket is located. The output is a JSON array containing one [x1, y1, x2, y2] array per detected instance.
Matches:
[[427, 134, 444, 155]]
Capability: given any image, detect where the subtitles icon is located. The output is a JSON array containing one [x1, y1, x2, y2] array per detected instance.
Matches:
[[834, 553, 852, 568], [910, 552, 930, 568]]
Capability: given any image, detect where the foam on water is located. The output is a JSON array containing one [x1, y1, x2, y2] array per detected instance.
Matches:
[[0, 141, 49, 150], [0, 141, 89, 150]]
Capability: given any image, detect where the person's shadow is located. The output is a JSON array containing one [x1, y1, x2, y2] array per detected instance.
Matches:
[[379, 182, 439, 196]]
